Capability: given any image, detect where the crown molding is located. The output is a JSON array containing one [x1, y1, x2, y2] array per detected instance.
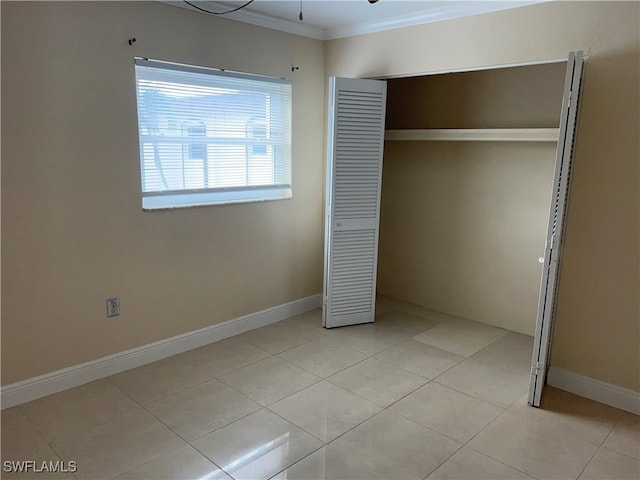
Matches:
[[162, 1, 326, 39], [325, 1, 544, 40], [162, 1, 546, 41]]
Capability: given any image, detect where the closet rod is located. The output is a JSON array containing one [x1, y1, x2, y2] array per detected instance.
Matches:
[[385, 128, 559, 142]]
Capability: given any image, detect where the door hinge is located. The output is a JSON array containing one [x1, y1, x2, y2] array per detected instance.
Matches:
[[531, 361, 543, 376]]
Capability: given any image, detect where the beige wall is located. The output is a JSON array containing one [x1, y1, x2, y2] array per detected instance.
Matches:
[[379, 65, 564, 335], [379, 141, 557, 336], [1, 1, 325, 385], [327, 1, 640, 391], [385, 63, 566, 129]]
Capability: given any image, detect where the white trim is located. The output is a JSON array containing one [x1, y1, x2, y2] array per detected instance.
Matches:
[[142, 186, 292, 210], [1, 294, 322, 409], [547, 366, 640, 415], [325, 1, 545, 40], [210, 6, 326, 40], [385, 128, 559, 143], [162, 1, 548, 41], [372, 57, 570, 81], [161, 1, 326, 40]]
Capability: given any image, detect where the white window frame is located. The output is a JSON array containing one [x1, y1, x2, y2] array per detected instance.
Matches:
[[134, 58, 292, 210]]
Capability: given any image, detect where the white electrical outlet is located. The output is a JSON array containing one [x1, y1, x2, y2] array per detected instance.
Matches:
[[106, 297, 120, 317]]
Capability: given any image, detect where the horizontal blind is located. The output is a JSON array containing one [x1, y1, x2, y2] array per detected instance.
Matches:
[[134, 59, 291, 208]]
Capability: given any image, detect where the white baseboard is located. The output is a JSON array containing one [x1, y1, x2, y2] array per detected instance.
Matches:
[[547, 366, 640, 415], [1, 294, 322, 409]]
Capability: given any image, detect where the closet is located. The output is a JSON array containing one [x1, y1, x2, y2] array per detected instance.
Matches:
[[323, 53, 584, 406], [379, 62, 567, 337]]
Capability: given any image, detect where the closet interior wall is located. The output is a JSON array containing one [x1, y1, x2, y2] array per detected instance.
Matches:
[[378, 63, 566, 336]]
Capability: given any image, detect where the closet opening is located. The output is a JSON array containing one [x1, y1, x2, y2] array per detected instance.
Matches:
[[323, 54, 583, 408], [380, 61, 567, 336], [378, 60, 572, 406]]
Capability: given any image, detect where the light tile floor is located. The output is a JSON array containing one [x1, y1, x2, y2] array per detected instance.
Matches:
[[2, 297, 639, 480]]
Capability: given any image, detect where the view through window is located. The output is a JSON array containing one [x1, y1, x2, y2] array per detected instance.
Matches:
[[134, 59, 292, 209]]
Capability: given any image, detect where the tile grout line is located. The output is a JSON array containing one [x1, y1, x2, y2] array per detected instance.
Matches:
[[381, 388, 470, 446], [450, 382, 538, 477], [12, 404, 75, 477], [264, 446, 324, 480], [274, 339, 374, 378], [264, 379, 384, 445], [459, 398, 610, 480], [428, 377, 515, 410], [212, 357, 325, 410], [188, 433, 239, 480], [105, 376, 242, 479], [598, 445, 640, 462], [106, 336, 277, 408], [464, 445, 537, 479], [420, 441, 465, 480], [590, 413, 640, 462], [575, 443, 602, 480]]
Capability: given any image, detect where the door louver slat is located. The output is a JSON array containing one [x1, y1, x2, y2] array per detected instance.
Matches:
[[323, 78, 387, 328]]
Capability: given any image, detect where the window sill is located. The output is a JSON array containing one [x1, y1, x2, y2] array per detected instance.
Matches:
[[142, 186, 292, 210]]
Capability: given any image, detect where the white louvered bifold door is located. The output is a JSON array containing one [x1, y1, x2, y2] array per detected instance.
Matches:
[[529, 51, 584, 407], [323, 77, 387, 328]]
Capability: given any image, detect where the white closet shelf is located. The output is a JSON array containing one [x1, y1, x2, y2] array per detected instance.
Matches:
[[385, 128, 559, 142]]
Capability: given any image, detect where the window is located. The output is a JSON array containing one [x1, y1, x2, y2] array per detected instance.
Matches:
[[134, 58, 292, 209]]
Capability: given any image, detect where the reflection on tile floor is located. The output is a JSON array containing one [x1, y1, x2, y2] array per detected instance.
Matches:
[[2, 297, 638, 479]]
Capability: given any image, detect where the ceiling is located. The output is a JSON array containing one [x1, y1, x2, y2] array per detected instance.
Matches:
[[165, 0, 545, 40]]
